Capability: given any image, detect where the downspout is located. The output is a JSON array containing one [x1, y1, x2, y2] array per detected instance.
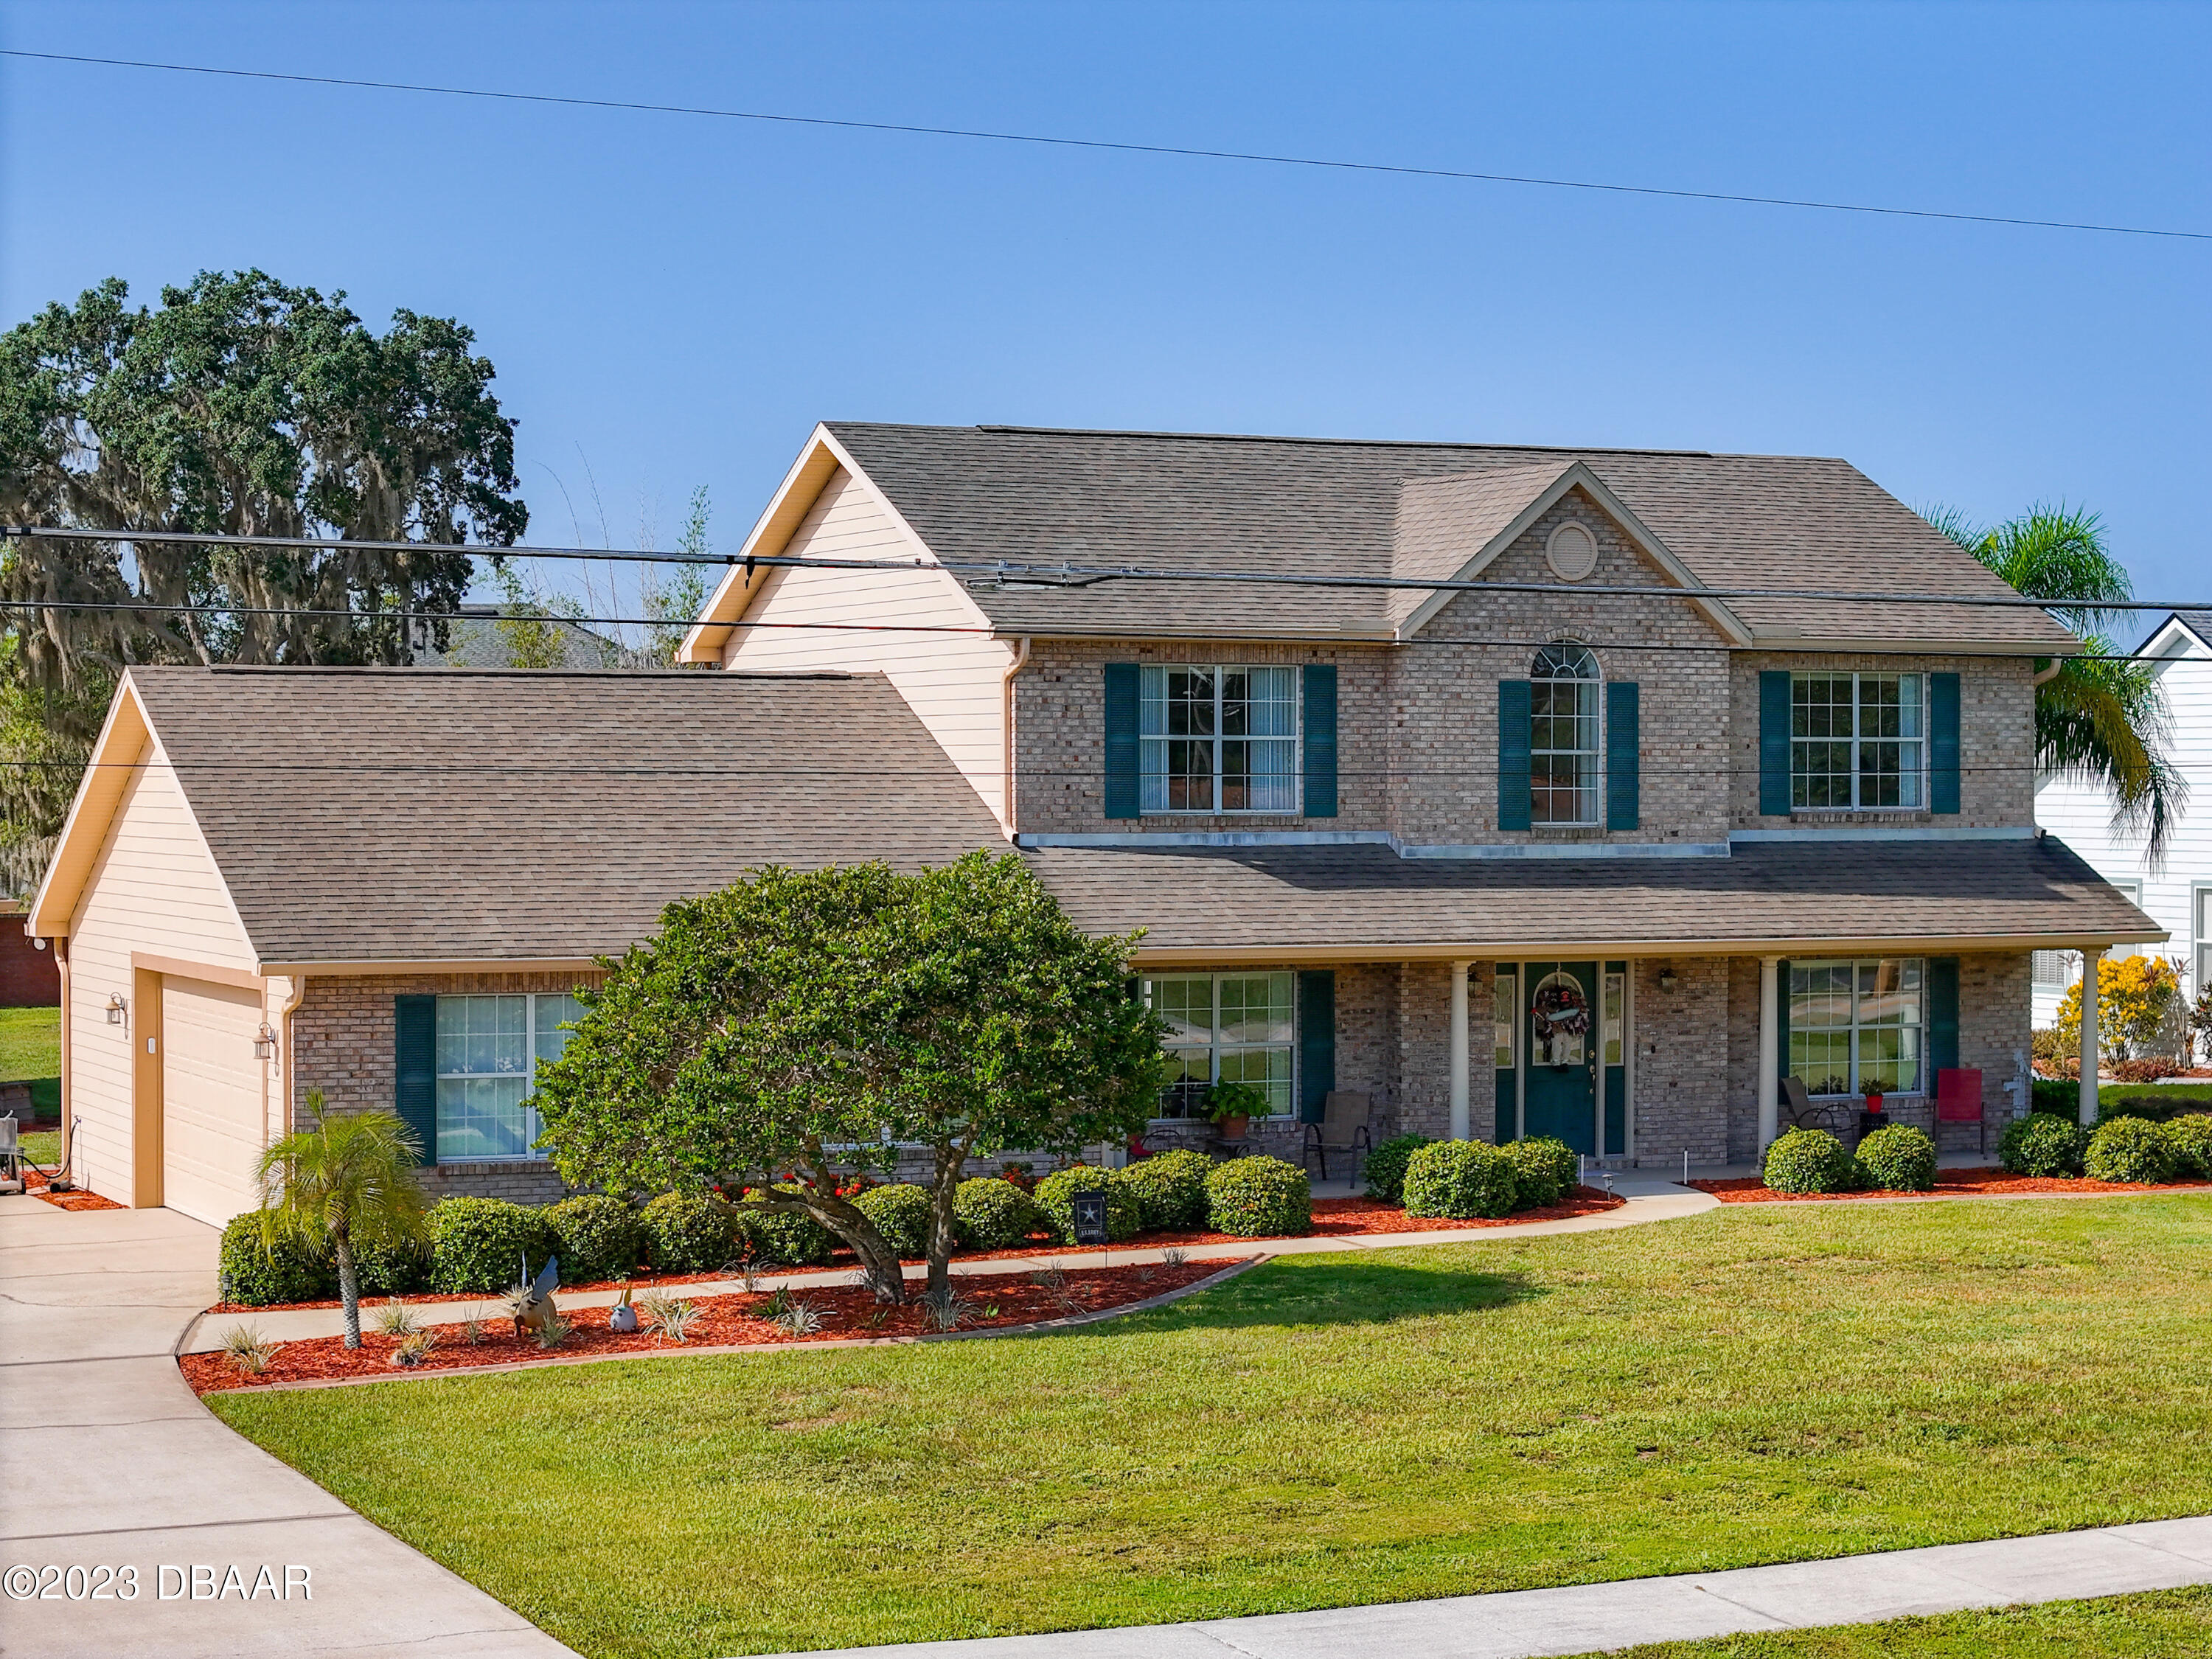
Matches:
[[2033, 658, 2062, 686], [277, 973, 309, 1137], [999, 636, 1030, 837], [52, 936, 70, 1178]]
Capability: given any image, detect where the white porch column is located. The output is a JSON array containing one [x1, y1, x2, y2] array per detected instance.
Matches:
[[2079, 947, 2103, 1127], [1449, 959, 1472, 1141], [1757, 956, 1781, 1151]]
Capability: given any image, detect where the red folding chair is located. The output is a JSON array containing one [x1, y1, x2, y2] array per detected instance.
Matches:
[[1936, 1068, 1985, 1154]]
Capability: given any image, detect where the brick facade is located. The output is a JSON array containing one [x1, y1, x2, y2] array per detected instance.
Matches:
[[291, 970, 599, 1205]]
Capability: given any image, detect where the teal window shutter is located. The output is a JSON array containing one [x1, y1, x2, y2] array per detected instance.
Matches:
[[1302, 662, 1338, 818], [1928, 956, 1960, 1079], [1606, 681, 1640, 831], [1298, 969, 1335, 1124], [1103, 663, 1140, 819], [394, 995, 437, 1165], [1498, 680, 1532, 832], [1759, 670, 1793, 816], [1930, 672, 1961, 815]]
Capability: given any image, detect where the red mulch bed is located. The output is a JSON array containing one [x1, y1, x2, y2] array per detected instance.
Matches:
[[206, 1189, 1626, 1313], [21, 1168, 125, 1212], [183, 1257, 1243, 1395], [1692, 1166, 2212, 1203]]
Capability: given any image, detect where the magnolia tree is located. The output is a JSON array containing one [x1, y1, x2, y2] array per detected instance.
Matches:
[[532, 853, 1164, 1304]]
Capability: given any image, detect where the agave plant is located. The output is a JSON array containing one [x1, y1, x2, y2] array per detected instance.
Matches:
[[389, 1328, 439, 1368], [639, 1293, 698, 1344], [774, 1296, 825, 1336], [219, 1324, 278, 1375], [372, 1297, 417, 1337], [533, 1314, 574, 1351]]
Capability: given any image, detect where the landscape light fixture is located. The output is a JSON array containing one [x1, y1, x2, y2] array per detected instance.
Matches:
[[1656, 967, 1680, 993], [105, 992, 126, 1025]]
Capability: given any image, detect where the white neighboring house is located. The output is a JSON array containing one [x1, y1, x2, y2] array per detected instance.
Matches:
[[2032, 609, 2212, 1031]]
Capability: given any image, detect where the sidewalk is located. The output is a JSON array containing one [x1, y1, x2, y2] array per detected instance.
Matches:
[[181, 1186, 1719, 1353], [779, 1516, 2212, 1659], [0, 1195, 579, 1659]]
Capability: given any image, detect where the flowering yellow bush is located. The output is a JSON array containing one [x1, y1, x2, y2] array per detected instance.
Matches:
[[2051, 954, 2183, 1062]]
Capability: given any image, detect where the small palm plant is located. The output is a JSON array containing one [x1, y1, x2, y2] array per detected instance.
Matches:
[[251, 1093, 425, 1350]]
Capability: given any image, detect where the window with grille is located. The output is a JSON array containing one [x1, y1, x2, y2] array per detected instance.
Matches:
[[1139, 665, 1298, 813], [434, 992, 583, 1162], [1789, 959, 1924, 1096], [1792, 672, 1924, 809], [1140, 971, 1295, 1118], [1531, 645, 1600, 825]]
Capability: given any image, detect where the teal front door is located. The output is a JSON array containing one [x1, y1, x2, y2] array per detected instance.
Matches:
[[1524, 961, 1598, 1154]]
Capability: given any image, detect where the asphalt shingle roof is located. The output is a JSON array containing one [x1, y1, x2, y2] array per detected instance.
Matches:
[[1021, 835, 2154, 956], [824, 423, 2075, 649], [130, 666, 1008, 964]]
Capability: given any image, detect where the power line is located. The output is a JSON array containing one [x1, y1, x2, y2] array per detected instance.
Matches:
[[7, 526, 2205, 613], [2, 48, 2205, 244], [1, 596, 2206, 663]]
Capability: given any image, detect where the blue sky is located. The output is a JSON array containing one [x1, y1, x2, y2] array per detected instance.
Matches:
[[2, 1, 2206, 631]]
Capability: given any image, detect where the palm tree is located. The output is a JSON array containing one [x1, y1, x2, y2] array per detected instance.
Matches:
[[253, 1095, 425, 1349], [1927, 504, 2185, 866]]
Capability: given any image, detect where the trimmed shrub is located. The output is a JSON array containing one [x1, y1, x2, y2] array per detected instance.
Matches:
[[2161, 1113, 2212, 1181], [2085, 1115, 2178, 1185], [2030, 1077, 2079, 1118], [1402, 1139, 1518, 1220], [1116, 1148, 1214, 1231], [953, 1177, 1045, 1250], [1203, 1155, 1312, 1237], [1035, 1164, 1141, 1244], [1999, 1112, 2089, 1178], [1854, 1124, 1938, 1192], [1503, 1135, 1579, 1211], [639, 1191, 742, 1274], [854, 1183, 934, 1259], [218, 1213, 337, 1307], [349, 1231, 431, 1296], [731, 1189, 835, 1267], [545, 1194, 644, 1285], [1363, 1133, 1432, 1204], [428, 1197, 560, 1293], [1762, 1128, 1858, 1194]]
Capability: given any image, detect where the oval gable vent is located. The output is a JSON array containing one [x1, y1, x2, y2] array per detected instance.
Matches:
[[1545, 522, 1599, 582]]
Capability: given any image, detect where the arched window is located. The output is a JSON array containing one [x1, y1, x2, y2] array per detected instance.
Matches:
[[1531, 645, 1600, 825]]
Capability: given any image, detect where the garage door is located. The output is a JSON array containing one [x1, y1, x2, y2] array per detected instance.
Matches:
[[161, 978, 267, 1228]]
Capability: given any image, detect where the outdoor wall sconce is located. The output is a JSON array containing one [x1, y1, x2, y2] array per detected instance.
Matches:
[[105, 993, 126, 1025], [1656, 967, 1680, 993], [254, 1023, 278, 1061]]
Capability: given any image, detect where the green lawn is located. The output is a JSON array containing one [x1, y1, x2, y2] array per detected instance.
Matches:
[[210, 1198, 2212, 1659], [0, 1006, 60, 1119], [1573, 1587, 2212, 1657]]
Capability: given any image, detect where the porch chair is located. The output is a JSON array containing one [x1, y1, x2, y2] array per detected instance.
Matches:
[[1781, 1075, 1846, 1135], [1936, 1067, 1986, 1154], [1304, 1090, 1375, 1183]]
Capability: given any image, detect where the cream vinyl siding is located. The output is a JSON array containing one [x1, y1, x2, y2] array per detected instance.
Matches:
[[721, 466, 1016, 827], [160, 977, 265, 1226], [65, 738, 265, 1205]]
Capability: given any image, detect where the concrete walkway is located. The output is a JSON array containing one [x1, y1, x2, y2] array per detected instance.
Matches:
[[0, 1195, 577, 1658], [183, 1184, 1720, 1352], [781, 1516, 2212, 1659]]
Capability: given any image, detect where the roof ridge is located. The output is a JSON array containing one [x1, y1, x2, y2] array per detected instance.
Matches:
[[960, 423, 1719, 458], [163, 664, 863, 680]]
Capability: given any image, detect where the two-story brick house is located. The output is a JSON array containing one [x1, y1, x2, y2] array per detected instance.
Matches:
[[27, 422, 2158, 1222], [682, 422, 2158, 1167]]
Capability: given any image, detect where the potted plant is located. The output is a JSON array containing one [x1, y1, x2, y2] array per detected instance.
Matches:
[[608, 1282, 638, 1333], [1206, 1080, 1270, 1141], [1862, 1082, 1886, 1119]]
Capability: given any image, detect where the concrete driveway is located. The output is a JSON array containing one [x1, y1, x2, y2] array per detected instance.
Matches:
[[0, 1194, 576, 1658]]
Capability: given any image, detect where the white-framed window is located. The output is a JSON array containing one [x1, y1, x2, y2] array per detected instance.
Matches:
[[1531, 644, 1601, 825], [1139, 665, 1298, 813], [434, 992, 584, 1162], [1792, 672, 1924, 810], [1141, 970, 1295, 1118], [2198, 886, 2212, 998], [1790, 959, 1924, 1096], [2031, 950, 2076, 989], [1602, 970, 1625, 1066], [1493, 970, 1517, 1068]]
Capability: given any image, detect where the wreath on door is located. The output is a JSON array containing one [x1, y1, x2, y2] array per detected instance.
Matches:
[[1531, 976, 1589, 1065]]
